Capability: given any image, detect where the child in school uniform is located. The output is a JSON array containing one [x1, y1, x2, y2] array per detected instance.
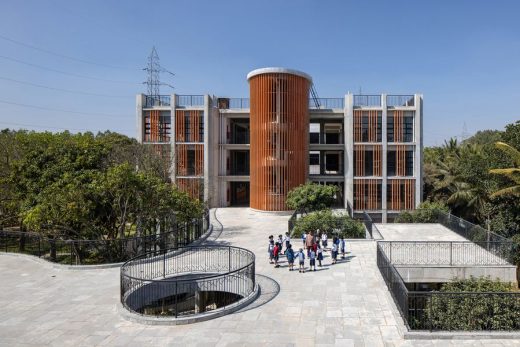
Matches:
[[273, 242, 281, 267], [286, 244, 295, 271], [340, 238, 346, 259], [296, 248, 305, 273], [309, 248, 316, 271], [331, 238, 338, 264], [317, 244, 324, 267], [283, 232, 291, 253], [268, 238, 274, 264]]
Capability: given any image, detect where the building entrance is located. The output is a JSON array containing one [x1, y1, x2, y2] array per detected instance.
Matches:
[[230, 182, 250, 206]]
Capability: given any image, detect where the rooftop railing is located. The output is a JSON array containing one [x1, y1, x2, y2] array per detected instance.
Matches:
[[309, 98, 344, 109], [353, 95, 382, 107], [144, 95, 171, 107], [387, 95, 415, 107], [228, 98, 250, 109], [176, 95, 205, 107]]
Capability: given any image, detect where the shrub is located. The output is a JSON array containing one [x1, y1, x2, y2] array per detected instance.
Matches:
[[286, 182, 338, 212], [395, 201, 449, 223], [292, 209, 365, 239], [425, 277, 520, 331]]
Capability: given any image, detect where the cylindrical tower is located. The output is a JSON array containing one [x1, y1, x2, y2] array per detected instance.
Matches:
[[247, 67, 311, 211]]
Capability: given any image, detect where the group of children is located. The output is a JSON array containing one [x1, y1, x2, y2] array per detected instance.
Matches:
[[268, 231, 347, 273]]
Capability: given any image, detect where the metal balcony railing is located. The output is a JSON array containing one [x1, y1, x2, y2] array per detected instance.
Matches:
[[228, 98, 250, 109], [353, 95, 381, 107], [309, 98, 344, 109], [144, 95, 171, 107], [387, 95, 415, 107], [176, 95, 205, 107]]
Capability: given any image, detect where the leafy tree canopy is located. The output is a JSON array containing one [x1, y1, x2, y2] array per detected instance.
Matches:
[[286, 182, 338, 212]]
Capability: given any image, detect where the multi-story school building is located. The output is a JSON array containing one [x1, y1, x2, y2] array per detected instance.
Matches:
[[136, 67, 423, 222]]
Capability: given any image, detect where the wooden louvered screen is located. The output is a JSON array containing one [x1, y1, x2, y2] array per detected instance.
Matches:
[[354, 145, 382, 176], [354, 179, 381, 210], [394, 110, 404, 142], [249, 72, 309, 211], [396, 145, 406, 176], [176, 178, 203, 200], [176, 144, 203, 176], [175, 110, 202, 143], [354, 110, 380, 143], [143, 110, 170, 142], [388, 179, 415, 210]]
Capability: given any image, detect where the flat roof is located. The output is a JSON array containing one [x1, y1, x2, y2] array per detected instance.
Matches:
[[246, 67, 312, 82], [375, 223, 468, 242]]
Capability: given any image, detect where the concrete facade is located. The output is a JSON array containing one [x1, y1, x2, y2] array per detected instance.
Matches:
[[137, 68, 423, 220]]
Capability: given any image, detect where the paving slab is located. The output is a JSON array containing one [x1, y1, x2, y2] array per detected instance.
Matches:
[[0, 207, 517, 346]]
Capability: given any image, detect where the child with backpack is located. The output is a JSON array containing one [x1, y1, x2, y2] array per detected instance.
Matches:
[[331, 238, 338, 264], [309, 248, 316, 271], [268, 237, 274, 264], [317, 244, 323, 267], [273, 242, 281, 267], [296, 248, 305, 273], [286, 244, 295, 271]]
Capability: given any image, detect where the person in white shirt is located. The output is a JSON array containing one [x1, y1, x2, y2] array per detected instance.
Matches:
[[283, 232, 291, 253], [321, 232, 328, 250]]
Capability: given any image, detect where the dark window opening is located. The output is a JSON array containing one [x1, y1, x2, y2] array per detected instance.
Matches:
[[387, 151, 396, 176]]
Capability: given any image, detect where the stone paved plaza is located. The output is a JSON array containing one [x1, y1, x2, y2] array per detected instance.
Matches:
[[0, 208, 519, 346]]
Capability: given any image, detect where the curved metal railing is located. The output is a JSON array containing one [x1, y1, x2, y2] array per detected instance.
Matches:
[[0, 211, 210, 265], [120, 245, 255, 318]]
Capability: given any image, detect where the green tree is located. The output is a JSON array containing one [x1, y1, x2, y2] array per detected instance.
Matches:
[[286, 182, 339, 213], [489, 142, 520, 197], [426, 277, 520, 331], [395, 201, 449, 223], [292, 209, 365, 239]]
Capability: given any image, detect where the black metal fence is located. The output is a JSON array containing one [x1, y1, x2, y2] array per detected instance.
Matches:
[[144, 95, 171, 107], [387, 95, 415, 107], [0, 211, 210, 265], [309, 98, 345, 109], [353, 95, 381, 107], [377, 242, 520, 331], [378, 241, 514, 266], [176, 95, 204, 107], [120, 245, 255, 318], [434, 210, 508, 243]]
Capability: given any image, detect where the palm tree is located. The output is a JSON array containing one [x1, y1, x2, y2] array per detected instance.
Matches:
[[489, 142, 520, 197]]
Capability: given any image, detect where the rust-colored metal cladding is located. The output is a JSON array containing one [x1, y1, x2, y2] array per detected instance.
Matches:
[[248, 68, 311, 211]]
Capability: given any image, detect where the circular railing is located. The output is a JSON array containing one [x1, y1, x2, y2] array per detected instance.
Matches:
[[120, 245, 256, 319]]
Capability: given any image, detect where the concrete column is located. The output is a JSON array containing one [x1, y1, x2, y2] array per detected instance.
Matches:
[[171, 94, 177, 183], [203, 95, 211, 205], [381, 94, 388, 222], [136, 94, 144, 143], [344, 93, 354, 214], [415, 94, 423, 207], [194, 290, 206, 314]]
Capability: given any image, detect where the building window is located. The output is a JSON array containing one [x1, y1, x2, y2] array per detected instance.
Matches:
[[184, 111, 191, 142], [309, 123, 320, 144], [405, 150, 414, 176], [404, 117, 414, 142], [387, 115, 394, 142], [199, 112, 204, 141], [387, 151, 396, 176]]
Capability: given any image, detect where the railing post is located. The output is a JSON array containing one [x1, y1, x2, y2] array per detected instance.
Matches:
[[450, 242, 453, 266], [70, 242, 73, 266], [163, 250, 166, 278], [38, 237, 41, 257], [228, 246, 231, 273], [174, 282, 178, 318]]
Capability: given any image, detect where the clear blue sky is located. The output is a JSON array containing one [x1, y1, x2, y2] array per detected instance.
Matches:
[[0, 0, 519, 146]]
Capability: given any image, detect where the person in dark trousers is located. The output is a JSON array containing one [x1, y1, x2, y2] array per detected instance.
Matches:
[[317, 244, 324, 267], [309, 248, 316, 271], [286, 244, 295, 271], [296, 248, 305, 273], [273, 242, 281, 267]]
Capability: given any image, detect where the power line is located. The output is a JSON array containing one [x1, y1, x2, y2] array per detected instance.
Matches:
[[0, 55, 139, 84], [0, 76, 133, 99], [0, 99, 131, 118], [0, 34, 136, 70], [0, 121, 133, 133]]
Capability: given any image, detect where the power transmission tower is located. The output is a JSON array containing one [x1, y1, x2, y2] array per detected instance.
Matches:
[[143, 47, 174, 96]]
